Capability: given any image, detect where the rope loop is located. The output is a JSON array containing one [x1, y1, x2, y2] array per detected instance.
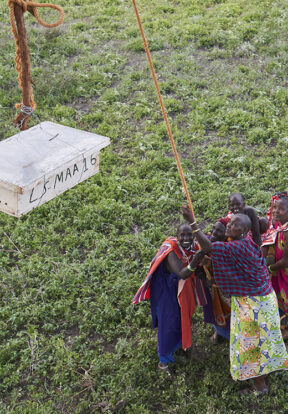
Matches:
[[8, 0, 64, 28], [8, 0, 64, 129], [28, 1, 64, 28]]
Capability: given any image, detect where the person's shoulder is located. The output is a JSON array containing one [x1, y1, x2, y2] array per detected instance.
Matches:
[[242, 237, 262, 255], [212, 240, 228, 251], [226, 238, 253, 251], [163, 237, 177, 247]]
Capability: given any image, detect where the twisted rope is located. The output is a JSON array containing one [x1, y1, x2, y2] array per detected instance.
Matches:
[[8, 0, 64, 129], [132, 0, 196, 222], [9, 0, 64, 27]]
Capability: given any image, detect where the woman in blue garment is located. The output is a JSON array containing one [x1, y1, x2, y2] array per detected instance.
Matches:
[[133, 223, 206, 372]]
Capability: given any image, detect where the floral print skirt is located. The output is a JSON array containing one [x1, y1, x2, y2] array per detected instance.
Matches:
[[230, 291, 288, 380]]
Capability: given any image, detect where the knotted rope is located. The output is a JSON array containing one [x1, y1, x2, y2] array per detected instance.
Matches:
[[9, 0, 64, 28], [132, 0, 196, 222], [8, 0, 64, 130]]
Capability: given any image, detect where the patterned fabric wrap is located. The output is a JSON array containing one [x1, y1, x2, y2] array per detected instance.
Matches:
[[132, 236, 206, 355], [211, 238, 272, 297], [261, 221, 288, 246], [132, 238, 176, 304], [202, 265, 231, 327], [230, 291, 288, 381], [132, 237, 197, 304], [261, 221, 288, 313], [272, 231, 288, 313]]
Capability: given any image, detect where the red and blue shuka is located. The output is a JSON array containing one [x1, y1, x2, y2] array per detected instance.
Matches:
[[132, 237, 206, 363], [211, 238, 272, 296]]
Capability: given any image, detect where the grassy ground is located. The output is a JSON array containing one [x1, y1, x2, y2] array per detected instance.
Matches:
[[0, 0, 288, 412]]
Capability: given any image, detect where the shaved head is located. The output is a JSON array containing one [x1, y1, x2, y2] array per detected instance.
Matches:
[[177, 222, 194, 250], [228, 193, 245, 214], [229, 193, 244, 203], [177, 222, 192, 233]]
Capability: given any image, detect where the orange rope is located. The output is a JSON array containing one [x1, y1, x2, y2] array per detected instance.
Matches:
[[8, 0, 64, 33], [131, 0, 196, 222], [8, 0, 64, 129]]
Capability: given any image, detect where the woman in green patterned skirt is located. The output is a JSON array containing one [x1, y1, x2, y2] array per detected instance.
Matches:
[[182, 205, 288, 395]]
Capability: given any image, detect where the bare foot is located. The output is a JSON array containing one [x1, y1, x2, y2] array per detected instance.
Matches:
[[239, 376, 268, 396], [253, 376, 268, 393], [281, 328, 288, 340]]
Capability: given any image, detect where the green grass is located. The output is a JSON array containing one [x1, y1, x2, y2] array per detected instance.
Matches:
[[0, 0, 288, 412]]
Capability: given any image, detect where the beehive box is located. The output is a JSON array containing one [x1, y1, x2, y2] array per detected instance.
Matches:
[[0, 122, 110, 217]]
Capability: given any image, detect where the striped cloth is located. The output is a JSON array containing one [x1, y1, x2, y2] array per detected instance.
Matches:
[[212, 238, 273, 297], [261, 221, 288, 246]]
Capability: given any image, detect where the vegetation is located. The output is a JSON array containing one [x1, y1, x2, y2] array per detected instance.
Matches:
[[0, 0, 288, 412]]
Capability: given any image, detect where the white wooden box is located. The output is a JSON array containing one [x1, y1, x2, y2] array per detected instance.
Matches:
[[0, 122, 110, 217]]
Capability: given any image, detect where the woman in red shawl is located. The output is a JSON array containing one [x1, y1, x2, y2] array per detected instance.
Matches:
[[132, 223, 206, 373], [262, 194, 288, 315]]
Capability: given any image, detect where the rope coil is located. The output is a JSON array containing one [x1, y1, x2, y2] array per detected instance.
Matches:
[[8, 0, 64, 28], [8, 0, 64, 130], [30, 3, 64, 28]]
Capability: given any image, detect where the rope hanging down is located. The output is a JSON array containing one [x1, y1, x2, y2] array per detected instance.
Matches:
[[131, 0, 196, 222], [8, 0, 64, 130]]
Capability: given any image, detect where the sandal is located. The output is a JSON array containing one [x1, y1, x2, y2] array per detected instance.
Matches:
[[158, 362, 172, 377], [158, 362, 169, 371]]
